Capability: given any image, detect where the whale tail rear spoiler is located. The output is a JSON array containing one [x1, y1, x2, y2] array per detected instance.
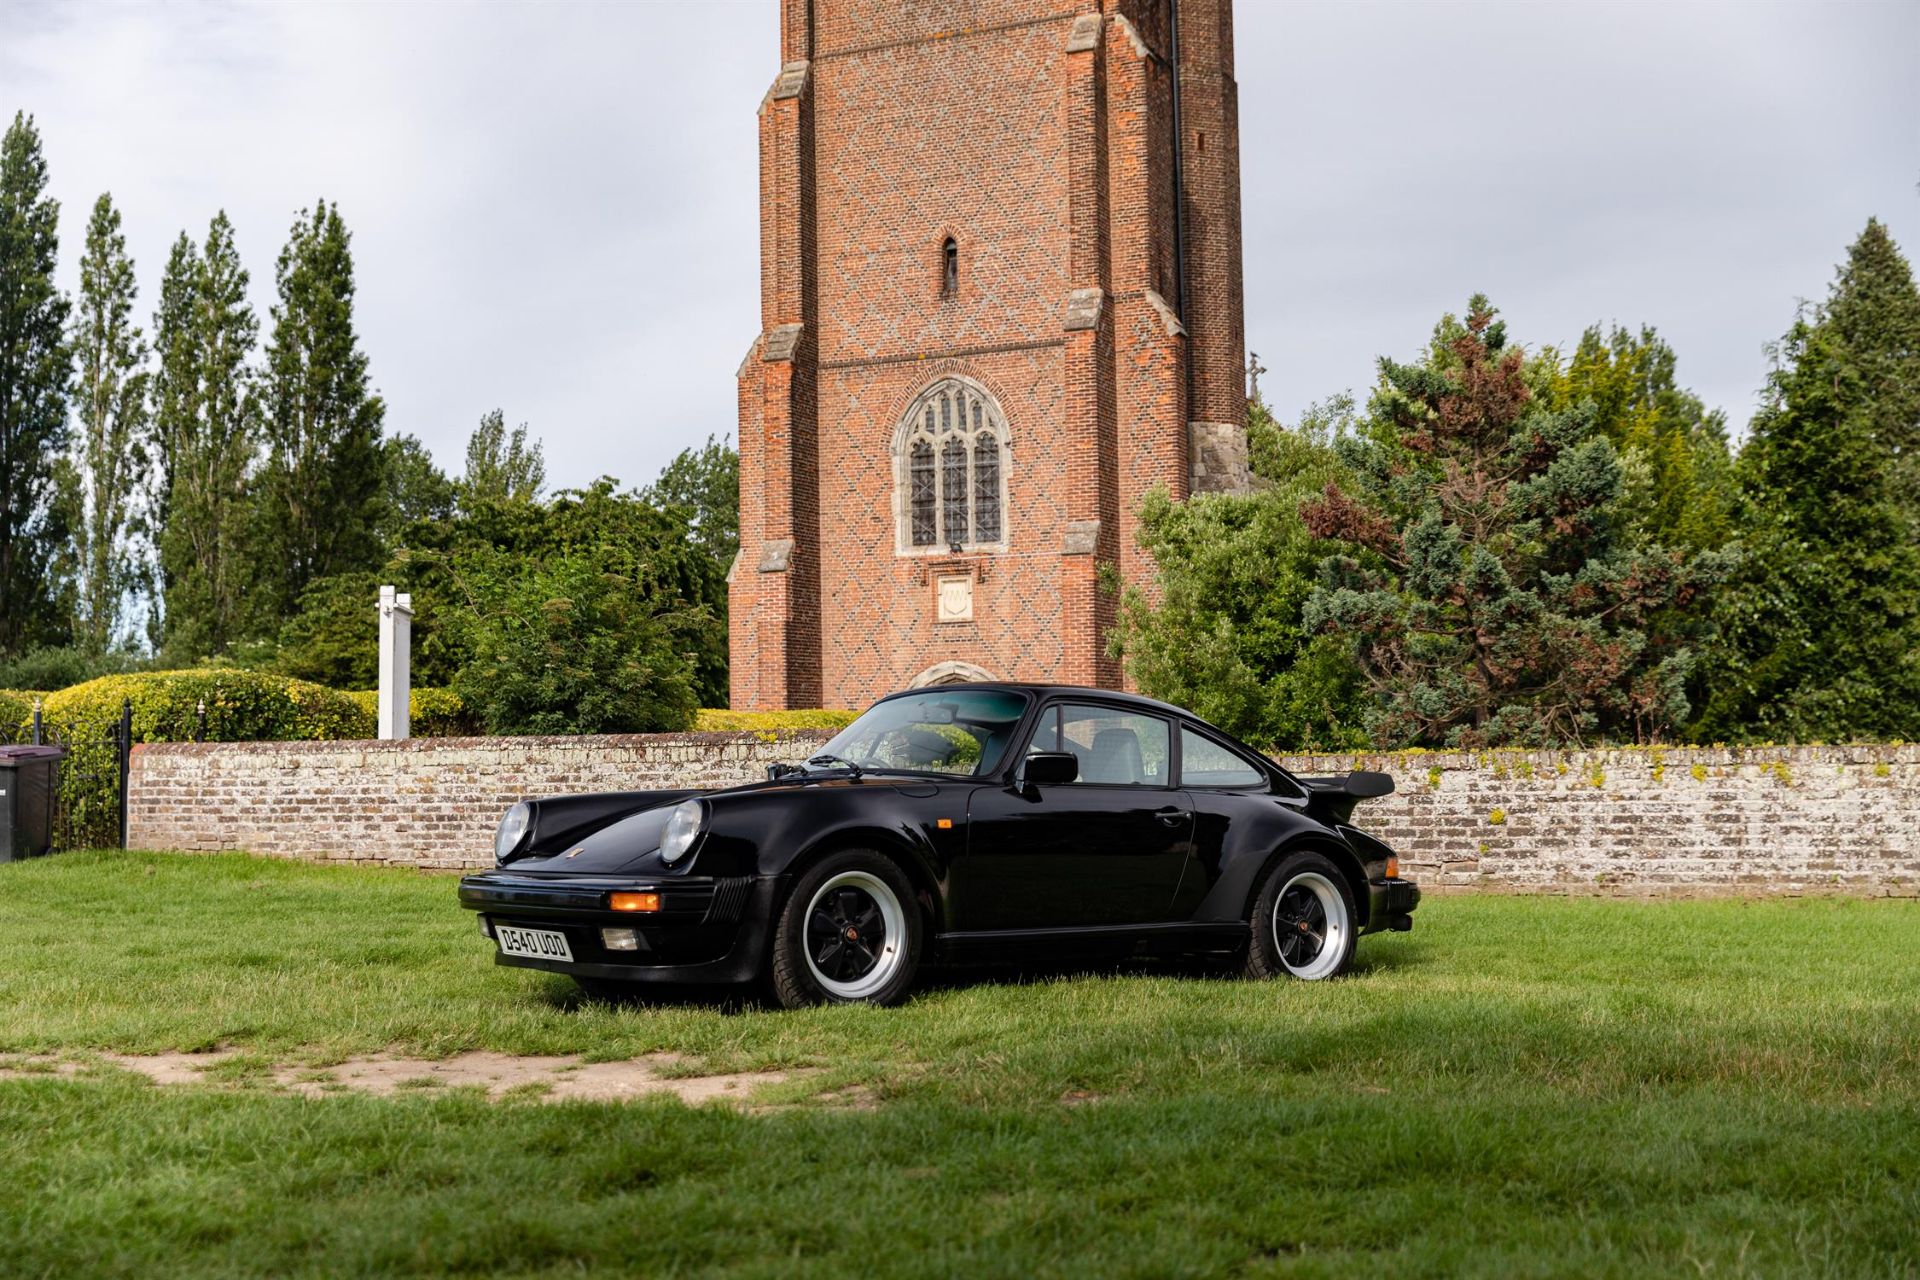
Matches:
[[1297, 770, 1395, 824]]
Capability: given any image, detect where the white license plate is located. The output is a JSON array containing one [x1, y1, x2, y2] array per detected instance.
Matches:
[[495, 924, 574, 963]]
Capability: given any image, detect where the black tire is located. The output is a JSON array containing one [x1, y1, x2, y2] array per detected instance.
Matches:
[[1244, 850, 1358, 982], [769, 849, 921, 1008]]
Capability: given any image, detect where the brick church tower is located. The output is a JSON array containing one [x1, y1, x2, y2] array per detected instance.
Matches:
[[730, 0, 1247, 710]]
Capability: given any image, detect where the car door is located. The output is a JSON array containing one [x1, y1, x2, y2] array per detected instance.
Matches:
[[954, 701, 1194, 931]]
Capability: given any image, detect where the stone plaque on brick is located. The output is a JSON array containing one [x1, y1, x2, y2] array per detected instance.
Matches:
[[935, 574, 973, 623]]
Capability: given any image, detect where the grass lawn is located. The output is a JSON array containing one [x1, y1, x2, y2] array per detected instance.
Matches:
[[0, 851, 1916, 1278]]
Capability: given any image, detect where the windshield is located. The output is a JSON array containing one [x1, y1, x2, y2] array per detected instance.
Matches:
[[816, 689, 1030, 777]]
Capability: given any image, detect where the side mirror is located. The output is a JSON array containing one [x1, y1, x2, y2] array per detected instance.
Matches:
[[1018, 751, 1080, 788]]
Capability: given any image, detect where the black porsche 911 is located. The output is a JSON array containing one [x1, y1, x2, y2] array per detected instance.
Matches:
[[458, 683, 1419, 1007]]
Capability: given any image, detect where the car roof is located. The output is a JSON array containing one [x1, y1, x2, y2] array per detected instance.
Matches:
[[877, 682, 1198, 722]]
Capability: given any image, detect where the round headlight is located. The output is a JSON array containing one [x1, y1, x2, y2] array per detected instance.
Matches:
[[494, 801, 532, 864], [658, 799, 704, 865]]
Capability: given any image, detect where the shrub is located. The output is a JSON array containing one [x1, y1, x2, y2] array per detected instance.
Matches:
[[0, 646, 148, 692], [42, 671, 373, 847], [344, 687, 478, 738], [693, 708, 858, 733], [0, 690, 38, 737]]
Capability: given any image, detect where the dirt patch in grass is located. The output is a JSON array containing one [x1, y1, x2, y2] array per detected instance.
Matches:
[[1, 1050, 804, 1105]]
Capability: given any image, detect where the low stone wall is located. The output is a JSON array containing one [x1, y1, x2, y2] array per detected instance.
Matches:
[[127, 731, 834, 871], [127, 735, 1920, 893]]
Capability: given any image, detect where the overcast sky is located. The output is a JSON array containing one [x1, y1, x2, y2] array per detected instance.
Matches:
[[6, 0, 1916, 491]]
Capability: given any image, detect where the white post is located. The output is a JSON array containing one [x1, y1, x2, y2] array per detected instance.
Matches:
[[377, 585, 414, 741]]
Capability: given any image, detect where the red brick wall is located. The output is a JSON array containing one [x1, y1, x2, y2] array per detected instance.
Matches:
[[731, 1, 1247, 710]]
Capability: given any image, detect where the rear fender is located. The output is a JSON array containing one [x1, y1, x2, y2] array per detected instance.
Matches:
[[1245, 836, 1373, 930]]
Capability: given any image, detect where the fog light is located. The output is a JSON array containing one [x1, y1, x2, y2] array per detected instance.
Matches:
[[1385, 856, 1400, 880], [477, 916, 494, 939], [610, 891, 661, 913], [601, 927, 641, 951]]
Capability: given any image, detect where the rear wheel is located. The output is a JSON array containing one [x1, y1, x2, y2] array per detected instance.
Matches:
[[1244, 851, 1357, 981], [769, 850, 921, 1008]]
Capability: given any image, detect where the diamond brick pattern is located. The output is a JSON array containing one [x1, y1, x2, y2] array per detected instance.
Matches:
[[732, 2, 1247, 709]]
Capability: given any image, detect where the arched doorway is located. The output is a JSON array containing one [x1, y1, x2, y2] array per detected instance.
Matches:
[[909, 661, 998, 688]]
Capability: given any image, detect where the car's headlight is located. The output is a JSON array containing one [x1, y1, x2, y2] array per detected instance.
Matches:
[[494, 801, 532, 864], [658, 799, 704, 865]]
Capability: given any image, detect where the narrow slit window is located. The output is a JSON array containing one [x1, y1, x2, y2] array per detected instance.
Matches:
[[942, 237, 958, 296]]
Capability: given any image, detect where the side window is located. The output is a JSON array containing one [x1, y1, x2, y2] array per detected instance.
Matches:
[[1026, 705, 1061, 756], [1055, 704, 1171, 786], [1179, 727, 1266, 789]]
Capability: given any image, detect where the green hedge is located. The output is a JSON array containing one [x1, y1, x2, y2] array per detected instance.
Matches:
[[693, 708, 858, 732], [0, 689, 38, 736], [345, 687, 478, 738], [43, 671, 373, 848]]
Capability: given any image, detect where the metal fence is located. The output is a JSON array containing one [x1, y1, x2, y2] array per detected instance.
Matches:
[[1, 698, 132, 850]]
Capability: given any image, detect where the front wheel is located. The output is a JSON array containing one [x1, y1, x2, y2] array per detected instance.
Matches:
[[769, 850, 921, 1008], [1244, 851, 1358, 982]]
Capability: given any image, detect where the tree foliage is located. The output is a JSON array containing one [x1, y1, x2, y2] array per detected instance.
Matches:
[[152, 214, 259, 662], [460, 409, 544, 507], [1300, 298, 1728, 747], [1113, 402, 1370, 750], [0, 112, 72, 656], [1693, 222, 1920, 743], [255, 199, 386, 622], [645, 433, 739, 568], [65, 192, 150, 653]]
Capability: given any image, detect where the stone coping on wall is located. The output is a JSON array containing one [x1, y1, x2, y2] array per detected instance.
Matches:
[[126, 735, 1920, 892]]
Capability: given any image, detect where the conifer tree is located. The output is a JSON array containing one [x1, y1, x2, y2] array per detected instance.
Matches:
[[67, 193, 150, 652], [0, 112, 72, 655], [151, 214, 259, 660], [1695, 222, 1920, 742], [1302, 297, 1727, 747]]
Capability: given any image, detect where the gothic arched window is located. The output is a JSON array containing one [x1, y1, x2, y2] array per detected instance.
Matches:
[[896, 378, 1009, 553]]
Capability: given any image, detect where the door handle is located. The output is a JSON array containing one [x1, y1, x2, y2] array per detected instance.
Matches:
[[1155, 807, 1189, 826]]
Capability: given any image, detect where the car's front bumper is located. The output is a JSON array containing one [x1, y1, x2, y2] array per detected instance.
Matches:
[[457, 871, 782, 985], [1364, 877, 1421, 933]]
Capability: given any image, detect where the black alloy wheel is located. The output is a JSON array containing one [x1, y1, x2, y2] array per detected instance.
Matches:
[[770, 849, 921, 1008], [1244, 849, 1358, 982]]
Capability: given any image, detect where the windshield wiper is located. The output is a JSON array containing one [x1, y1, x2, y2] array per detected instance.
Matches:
[[805, 753, 866, 780]]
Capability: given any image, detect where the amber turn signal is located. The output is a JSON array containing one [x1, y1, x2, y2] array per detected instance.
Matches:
[[610, 892, 662, 913], [1384, 856, 1400, 880], [936, 818, 953, 829]]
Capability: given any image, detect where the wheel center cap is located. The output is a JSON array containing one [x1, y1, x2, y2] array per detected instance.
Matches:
[[1296, 921, 1312, 934], [845, 927, 859, 941]]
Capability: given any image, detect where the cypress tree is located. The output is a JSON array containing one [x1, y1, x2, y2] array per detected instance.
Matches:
[[1696, 222, 1920, 742], [0, 112, 72, 655], [255, 200, 386, 620], [67, 193, 151, 652], [151, 213, 259, 661]]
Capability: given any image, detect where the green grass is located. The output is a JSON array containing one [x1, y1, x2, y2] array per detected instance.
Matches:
[[1, 850, 1916, 1277]]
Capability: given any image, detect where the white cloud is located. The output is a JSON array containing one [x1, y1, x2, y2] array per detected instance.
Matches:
[[5, 0, 1915, 493]]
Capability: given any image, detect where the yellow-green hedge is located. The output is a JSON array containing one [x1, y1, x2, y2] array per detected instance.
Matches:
[[693, 708, 859, 733], [44, 669, 373, 744], [345, 687, 477, 738], [0, 689, 38, 735], [41, 670, 372, 848]]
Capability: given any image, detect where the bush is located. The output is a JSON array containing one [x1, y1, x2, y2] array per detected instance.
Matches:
[[43, 671, 374, 848], [344, 687, 478, 738], [693, 708, 858, 733], [0, 646, 148, 692], [0, 690, 37, 736]]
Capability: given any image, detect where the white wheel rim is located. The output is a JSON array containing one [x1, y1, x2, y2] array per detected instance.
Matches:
[[1272, 871, 1348, 980], [802, 870, 908, 1000]]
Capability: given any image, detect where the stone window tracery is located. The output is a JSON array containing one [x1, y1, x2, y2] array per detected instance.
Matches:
[[895, 378, 1009, 553]]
